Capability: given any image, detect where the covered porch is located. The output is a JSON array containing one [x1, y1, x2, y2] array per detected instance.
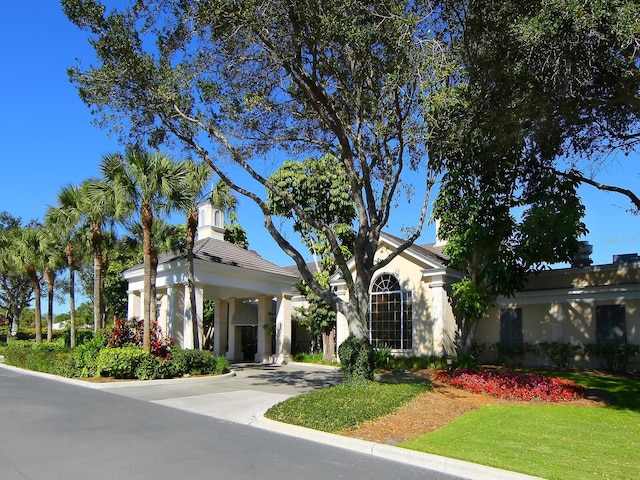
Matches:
[[123, 238, 299, 364]]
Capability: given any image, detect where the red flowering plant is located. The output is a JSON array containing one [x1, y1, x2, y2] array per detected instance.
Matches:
[[105, 317, 174, 360], [433, 368, 585, 402]]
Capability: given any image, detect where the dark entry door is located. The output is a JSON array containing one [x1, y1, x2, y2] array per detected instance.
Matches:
[[241, 326, 257, 361]]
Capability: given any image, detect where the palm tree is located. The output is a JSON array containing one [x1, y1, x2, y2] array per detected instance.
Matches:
[[46, 186, 86, 347], [180, 160, 212, 349], [39, 227, 67, 342], [125, 219, 185, 327], [64, 180, 120, 334], [13, 224, 45, 343], [210, 178, 239, 224], [0, 213, 33, 342], [101, 146, 187, 352]]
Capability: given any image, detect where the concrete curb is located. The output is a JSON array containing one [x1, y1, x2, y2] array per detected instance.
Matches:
[[0, 362, 236, 389], [253, 416, 544, 480]]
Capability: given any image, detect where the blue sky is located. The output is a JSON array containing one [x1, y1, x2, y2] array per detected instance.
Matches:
[[1, 3, 639, 313]]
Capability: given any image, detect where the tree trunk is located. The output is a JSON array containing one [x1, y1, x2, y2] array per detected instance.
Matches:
[[150, 251, 158, 326], [459, 317, 479, 355], [186, 208, 199, 349], [27, 265, 42, 344], [66, 243, 76, 348], [45, 268, 55, 342], [90, 223, 103, 334], [322, 326, 336, 362], [141, 203, 153, 353]]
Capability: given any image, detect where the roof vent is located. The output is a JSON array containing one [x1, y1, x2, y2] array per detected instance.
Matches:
[[613, 253, 639, 264]]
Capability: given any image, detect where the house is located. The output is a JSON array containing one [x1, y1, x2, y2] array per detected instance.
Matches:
[[123, 201, 301, 363], [476, 255, 640, 367], [123, 201, 640, 367]]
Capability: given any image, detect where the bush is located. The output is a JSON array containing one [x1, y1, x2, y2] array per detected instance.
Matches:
[[338, 336, 374, 382], [490, 342, 537, 366], [372, 345, 392, 370], [105, 317, 173, 359], [585, 342, 640, 373], [4, 340, 77, 377], [434, 368, 585, 402], [169, 348, 229, 377], [96, 346, 152, 379], [72, 332, 108, 377], [539, 342, 583, 369]]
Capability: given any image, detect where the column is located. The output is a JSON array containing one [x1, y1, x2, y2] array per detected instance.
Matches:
[[213, 300, 228, 357], [183, 283, 205, 350], [335, 311, 349, 362], [430, 276, 449, 356], [167, 286, 175, 339], [157, 290, 169, 339], [126, 290, 139, 320], [255, 296, 274, 363], [226, 299, 240, 361], [274, 294, 292, 364], [183, 283, 194, 349]]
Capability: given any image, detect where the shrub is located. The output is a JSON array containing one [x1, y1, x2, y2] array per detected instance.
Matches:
[[96, 346, 150, 379], [72, 332, 108, 377], [105, 317, 173, 359], [4, 340, 77, 377], [169, 348, 229, 377], [490, 342, 537, 366], [434, 368, 585, 402], [539, 342, 583, 369], [585, 342, 640, 373], [338, 336, 374, 381], [372, 345, 392, 370]]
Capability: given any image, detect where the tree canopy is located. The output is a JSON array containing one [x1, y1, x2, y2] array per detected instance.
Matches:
[[63, 0, 444, 342]]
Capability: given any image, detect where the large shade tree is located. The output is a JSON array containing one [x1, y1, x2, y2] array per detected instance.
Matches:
[[269, 154, 356, 360], [427, 0, 638, 353], [438, 0, 640, 211], [63, 0, 446, 367]]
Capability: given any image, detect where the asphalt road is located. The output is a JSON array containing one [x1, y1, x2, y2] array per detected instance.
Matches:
[[0, 365, 464, 480]]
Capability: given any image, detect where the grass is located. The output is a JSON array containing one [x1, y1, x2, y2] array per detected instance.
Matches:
[[399, 371, 640, 480], [267, 369, 640, 480], [266, 377, 431, 432]]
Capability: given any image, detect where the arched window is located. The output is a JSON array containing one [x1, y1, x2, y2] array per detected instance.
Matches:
[[214, 210, 223, 227], [369, 274, 412, 350]]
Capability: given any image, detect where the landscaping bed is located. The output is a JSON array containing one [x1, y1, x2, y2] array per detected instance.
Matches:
[[339, 369, 612, 445]]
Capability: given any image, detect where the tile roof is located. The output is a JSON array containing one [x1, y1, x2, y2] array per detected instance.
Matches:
[[155, 237, 298, 277]]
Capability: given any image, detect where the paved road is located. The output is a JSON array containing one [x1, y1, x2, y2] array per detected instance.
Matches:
[[0, 362, 540, 480]]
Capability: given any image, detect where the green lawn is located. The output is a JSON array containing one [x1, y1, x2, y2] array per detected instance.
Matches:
[[266, 370, 640, 480], [401, 405, 639, 479], [400, 372, 640, 480]]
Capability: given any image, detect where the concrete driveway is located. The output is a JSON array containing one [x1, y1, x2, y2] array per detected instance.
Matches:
[[79, 362, 344, 425]]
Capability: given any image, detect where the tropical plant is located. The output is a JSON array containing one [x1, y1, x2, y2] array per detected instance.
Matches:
[[46, 188, 87, 347], [100, 146, 187, 352], [433, 369, 586, 402], [180, 159, 212, 349], [0, 212, 33, 342]]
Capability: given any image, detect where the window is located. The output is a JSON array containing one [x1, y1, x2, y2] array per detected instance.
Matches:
[[369, 274, 412, 349], [500, 308, 523, 344], [595, 305, 626, 343]]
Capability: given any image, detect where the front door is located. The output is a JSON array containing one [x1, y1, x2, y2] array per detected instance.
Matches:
[[241, 326, 257, 361]]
